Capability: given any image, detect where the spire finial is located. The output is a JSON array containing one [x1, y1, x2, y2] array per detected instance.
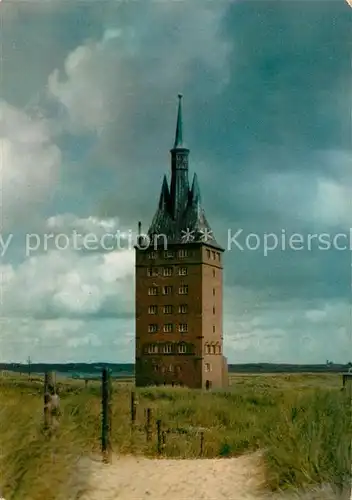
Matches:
[[174, 93, 184, 149]]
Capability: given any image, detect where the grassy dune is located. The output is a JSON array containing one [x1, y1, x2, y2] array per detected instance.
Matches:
[[0, 373, 350, 499]]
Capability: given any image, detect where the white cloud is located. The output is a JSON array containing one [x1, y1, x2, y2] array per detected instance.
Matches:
[[0, 101, 61, 231], [0, 247, 134, 319], [0, 316, 134, 364], [46, 213, 120, 234], [305, 309, 327, 323], [313, 176, 351, 228], [23, 214, 134, 257], [0, 239, 136, 362], [47, 5, 229, 134], [250, 149, 351, 230]]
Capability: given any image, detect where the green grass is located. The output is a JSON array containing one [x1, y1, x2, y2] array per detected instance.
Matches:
[[0, 373, 350, 499]]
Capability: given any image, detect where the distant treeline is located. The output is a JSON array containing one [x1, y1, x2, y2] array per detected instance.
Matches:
[[0, 362, 351, 375]]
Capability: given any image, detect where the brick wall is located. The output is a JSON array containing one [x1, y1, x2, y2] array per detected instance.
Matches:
[[135, 243, 226, 389]]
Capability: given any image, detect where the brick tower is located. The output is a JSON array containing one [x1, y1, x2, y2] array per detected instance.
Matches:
[[135, 94, 228, 389]]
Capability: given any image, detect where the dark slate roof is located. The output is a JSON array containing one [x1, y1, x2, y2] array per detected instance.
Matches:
[[147, 95, 223, 251]]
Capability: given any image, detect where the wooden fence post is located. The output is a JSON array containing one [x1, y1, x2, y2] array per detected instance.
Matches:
[[131, 391, 137, 427], [102, 367, 112, 463], [43, 371, 51, 432], [200, 431, 204, 457], [145, 408, 152, 442], [156, 419, 162, 455]]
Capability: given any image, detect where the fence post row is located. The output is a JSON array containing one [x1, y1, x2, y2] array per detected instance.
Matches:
[[43, 371, 56, 432], [102, 367, 112, 463], [200, 431, 204, 457], [156, 419, 162, 455], [43, 372, 50, 431], [131, 391, 137, 426], [145, 407, 152, 442]]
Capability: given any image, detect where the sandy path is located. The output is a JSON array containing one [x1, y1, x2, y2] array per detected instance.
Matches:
[[77, 452, 267, 500], [74, 454, 348, 500]]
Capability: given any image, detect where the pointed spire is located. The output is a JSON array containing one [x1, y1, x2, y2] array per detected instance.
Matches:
[[190, 172, 201, 204], [158, 175, 170, 209], [174, 93, 185, 149]]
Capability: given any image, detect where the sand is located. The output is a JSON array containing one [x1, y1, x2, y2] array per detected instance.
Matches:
[[74, 453, 348, 500]]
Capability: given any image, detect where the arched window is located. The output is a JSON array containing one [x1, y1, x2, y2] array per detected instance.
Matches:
[[204, 343, 210, 355], [163, 343, 172, 354], [178, 343, 187, 354]]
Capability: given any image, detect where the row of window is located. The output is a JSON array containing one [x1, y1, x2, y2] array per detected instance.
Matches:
[[148, 323, 188, 333], [148, 304, 188, 315], [152, 364, 181, 373], [147, 249, 221, 261], [204, 343, 222, 354], [147, 267, 217, 278], [147, 266, 187, 277], [144, 342, 221, 354], [148, 304, 216, 315], [146, 343, 189, 354], [150, 363, 212, 373], [148, 285, 217, 296], [149, 249, 188, 259], [148, 285, 189, 295], [206, 249, 221, 261], [148, 323, 218, 334]]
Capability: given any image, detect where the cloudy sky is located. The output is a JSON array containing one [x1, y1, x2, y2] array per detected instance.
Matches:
[[0, 0, 351, 364]]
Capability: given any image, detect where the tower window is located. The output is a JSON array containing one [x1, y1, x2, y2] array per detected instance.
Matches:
[[148, 251, 157, 259], [178, 267, 188, 276], [213, 325, 215, 333], [148, 344, 158, 354], [163, 286, 172, 295], [148, 324, 158, 333], [206, 249, 210, 258], [213, 288, 215, 296], [153, 364, 159, 372], [205, 362, 211, 372], [178, 304, 188, 314], [163, 344, 172, 354], [178, 249, 188, 258], [212, 251, 216, 260], [168, 364, 173, 372], [178, 343, 187, 354], [148, 305, 158, 315], [163, 267, 173, 276], [147, 267, 158, 277], [163, 323, 173, 333], [204, 343, 210, 355], [164, 250, 174, 259], [212, 269, 216, 278], [163, 305, 173, 314], [213, 306, 215, 314], [178, 323, 188, 333], [178, 285, 188, 295], [148, 287, 158, 296]]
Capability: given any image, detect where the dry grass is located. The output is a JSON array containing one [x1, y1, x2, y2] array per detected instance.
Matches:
[[0, 372, 350, 499]]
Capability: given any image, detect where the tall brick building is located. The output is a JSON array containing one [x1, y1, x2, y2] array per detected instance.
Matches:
[[135, 95, 228, 389]]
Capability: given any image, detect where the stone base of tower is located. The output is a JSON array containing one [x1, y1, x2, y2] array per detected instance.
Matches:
[[201, 355, 229, 390], [135, 357, 203, 389], [135, 356, 229, 390]]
